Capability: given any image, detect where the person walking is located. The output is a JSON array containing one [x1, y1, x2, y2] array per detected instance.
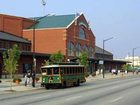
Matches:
[[26, 70, 31, 85], [32, 70, 36, 87], [24, 73, 27, 86]]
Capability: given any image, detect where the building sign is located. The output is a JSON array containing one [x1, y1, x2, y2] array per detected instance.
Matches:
[[99, 60, 104, 65]]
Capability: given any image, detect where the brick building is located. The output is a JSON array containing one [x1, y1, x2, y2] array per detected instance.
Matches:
[[0, 13, 95, 78], [0, 14, 49, 78], [0, 13, 127, 78], [23, 13, 95, 60]]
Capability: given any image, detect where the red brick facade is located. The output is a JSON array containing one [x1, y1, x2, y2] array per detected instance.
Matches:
[[23, 14, 95, 61], [0, 14, 34, 37], [23, 28, 67, 54], [0, 13, 96, 77]]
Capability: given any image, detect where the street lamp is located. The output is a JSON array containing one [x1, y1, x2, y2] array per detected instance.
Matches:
[[132, 47, 140, 71], [103, 37, 113, 78], [32, 15, 47, 87]]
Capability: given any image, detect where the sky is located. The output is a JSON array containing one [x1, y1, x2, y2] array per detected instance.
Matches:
[[0, 0, 140, 59]]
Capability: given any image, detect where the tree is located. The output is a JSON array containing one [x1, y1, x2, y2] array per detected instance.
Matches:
[[121, 64, 127, 72], [42, 60, 50, 66], [50, 51, 64, 63], [78, 51, 88, 67], [78, 51, 89, 76], [121, 64, 132, 72], [3, 44, 21, 90]]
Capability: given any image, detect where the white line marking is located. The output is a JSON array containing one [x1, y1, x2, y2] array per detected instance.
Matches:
[[110, 96, 123, 103], [66, 96, 82, 101], [110, 86, 120, 89], [33, 95, 51, 100]]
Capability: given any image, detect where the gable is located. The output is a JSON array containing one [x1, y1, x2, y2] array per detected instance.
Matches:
[[28, 14, 76, 29]]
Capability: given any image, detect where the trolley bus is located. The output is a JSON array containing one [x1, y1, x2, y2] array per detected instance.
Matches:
[[41, 64, 86, 89]]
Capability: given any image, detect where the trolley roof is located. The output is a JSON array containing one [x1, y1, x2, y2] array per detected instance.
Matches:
[[41, 65, 84, 68]]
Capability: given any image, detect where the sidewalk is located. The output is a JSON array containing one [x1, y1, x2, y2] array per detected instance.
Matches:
[[86, 72, 138, 82], [0, 78, 43, 94], [0, 72, 138, 94]]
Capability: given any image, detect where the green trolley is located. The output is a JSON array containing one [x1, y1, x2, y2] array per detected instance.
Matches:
[[41, 64, 86, 89]]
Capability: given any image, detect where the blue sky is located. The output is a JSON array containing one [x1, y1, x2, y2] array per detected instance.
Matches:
[[0, 0, 140, 58]]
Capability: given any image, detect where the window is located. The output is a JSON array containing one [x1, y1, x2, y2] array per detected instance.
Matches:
[[83, 45, 89, 52], [68, 41, 74, 56], [23, 64, 32, 74], [47, 68, 52, 75], [0, 41, 3, 48], [89, 47, 94, 58], [53, 67, 59, 74], [79, 28, 86, 39], [76, 43, 81, 56]]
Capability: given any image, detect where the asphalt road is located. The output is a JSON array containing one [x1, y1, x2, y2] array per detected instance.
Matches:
[[0, 75, 140, 105]]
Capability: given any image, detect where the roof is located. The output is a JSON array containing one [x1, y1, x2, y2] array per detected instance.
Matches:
[[95, 46, 113, 55], [28, 14, 76, 29], [0, 31, 30, 44], [41, 65, 84, 68]]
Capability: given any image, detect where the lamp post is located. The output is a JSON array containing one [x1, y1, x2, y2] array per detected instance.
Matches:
[[32, 15, 47, 87], [102, 37, 113, 78], [132, 47, 140, 72]]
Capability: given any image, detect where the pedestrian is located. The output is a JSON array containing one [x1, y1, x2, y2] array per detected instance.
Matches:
[[27, 70, 31, 85], [32, 70, 36, 87], [24, 73, 27, 86]]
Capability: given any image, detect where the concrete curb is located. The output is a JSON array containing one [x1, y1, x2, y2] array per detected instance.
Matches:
[[0, 73, 139, 94]]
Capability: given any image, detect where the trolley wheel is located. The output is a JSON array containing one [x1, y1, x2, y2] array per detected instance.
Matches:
[[63, 81, 67, 88], [76, 79, 80, 86], [45, 85, 50, 89]]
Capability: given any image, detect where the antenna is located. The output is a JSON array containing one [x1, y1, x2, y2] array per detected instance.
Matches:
[[41, 0, 46, 15]]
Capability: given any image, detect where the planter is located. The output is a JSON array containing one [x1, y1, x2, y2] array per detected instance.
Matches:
[[13, 78, 22, 85], [35, 77, 40, 83], [15, 80, 20, 85]]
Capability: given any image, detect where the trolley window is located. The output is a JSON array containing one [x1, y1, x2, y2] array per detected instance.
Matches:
[[53, 67, 59, 74], [47, 68, 52, 75]]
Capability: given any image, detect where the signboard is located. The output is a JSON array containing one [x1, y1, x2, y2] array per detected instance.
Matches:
[[99, 60, 104, 65]]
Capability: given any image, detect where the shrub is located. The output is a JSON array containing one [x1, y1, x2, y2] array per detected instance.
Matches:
[[85, 72, 90, 77], [35, 77, 40, 82], [91, 72, 96, 77], [13, 78, 22, 83]]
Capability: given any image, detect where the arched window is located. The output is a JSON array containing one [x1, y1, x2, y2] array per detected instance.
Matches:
[[68, 41, 74, 56], [76, 43, 81, 56], [89, 47, 94, 58], [79, 28, 86, 39], [83, 45, 89, 52]]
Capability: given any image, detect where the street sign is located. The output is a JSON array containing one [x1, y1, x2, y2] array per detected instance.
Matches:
[[99, 60, 104, 65]]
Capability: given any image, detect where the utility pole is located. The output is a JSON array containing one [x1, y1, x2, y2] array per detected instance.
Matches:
[[132, 47, 140, 72], [102, 37, 113, 78]]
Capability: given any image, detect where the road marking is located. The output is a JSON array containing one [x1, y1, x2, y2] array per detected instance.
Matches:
[[110, 96, 123, 103], [66, 96, 82, 101], [33, 95, 51, 100], [110, 86, 120, 89]]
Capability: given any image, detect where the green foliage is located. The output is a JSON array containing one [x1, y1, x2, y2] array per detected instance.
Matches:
[[78, 51, 88, 67], [127, 64, 132, 71], [3, 44, 21, 90], [3, 44, 21, 75], [121, 64, 132, 71], [50, 51, 64, 63], [121, 64, 127, 71], [42, 60, 50, 66]]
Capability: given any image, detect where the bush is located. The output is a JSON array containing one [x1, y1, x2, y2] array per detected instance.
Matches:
[[13, 78, 22, 83], [0, 80, 2, 83], [91, 72, 96, 77], [85, 72, 90, 77], [35, 77, 40, 82]]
